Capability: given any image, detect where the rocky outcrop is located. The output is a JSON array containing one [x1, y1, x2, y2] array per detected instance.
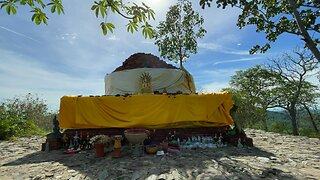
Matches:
[[113, 53, 177, 72], [0, 129, 319, 179]]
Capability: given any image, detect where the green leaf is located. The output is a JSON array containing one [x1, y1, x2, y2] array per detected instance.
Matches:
[[35, 16, 41, 25], [95, 8, 99, 18], [91, 5, 97, 10], [27, 0, 34, 6], [147, 29, 153, 39], [1, 2, 8, 9], [6, 5, 10, 14], [20, 0, 26, 5], [51, 5, 56, 13], [31, 14, 36, 21], [100, 23, 107, 35], [11, 6, 16, 14], [100, 6, 105, 18], [106, 22, 115, 33], [58, 4, 64, 14], [42, 16, 47, 24]]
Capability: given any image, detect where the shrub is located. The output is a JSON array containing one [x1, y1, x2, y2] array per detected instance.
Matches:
[[269, 121, 291, 134], [0, 93, 52, 140]]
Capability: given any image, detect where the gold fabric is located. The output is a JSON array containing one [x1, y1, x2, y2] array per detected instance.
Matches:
[[59, 92, 234, 129]]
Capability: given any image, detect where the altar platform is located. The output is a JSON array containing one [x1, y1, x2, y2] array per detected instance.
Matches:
[[59, 92, 234, 129]]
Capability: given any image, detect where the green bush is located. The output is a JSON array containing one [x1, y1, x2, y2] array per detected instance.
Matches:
[[269, 121, 291, 134], [0, 93, 52, 140], [299, 128, 320, 138]]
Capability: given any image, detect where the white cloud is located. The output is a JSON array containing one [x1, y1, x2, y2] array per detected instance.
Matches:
[[0, 49, 104, 110], [198, 42, 249, 55], [213, 57, 261, 65], [200, 82, 230, 93], [193, 68, 239, 90], [107, 35, 120, 41], [56, 32, 79, 45]]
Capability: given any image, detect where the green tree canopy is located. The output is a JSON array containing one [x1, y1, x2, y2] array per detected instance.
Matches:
[[200, 0, 320, 62], [227, 49, 319, 135], [0, 0, 155, 38], [267, 49, 319, 135], [154, 0, 206, 69], [228, 65, 279, 130]]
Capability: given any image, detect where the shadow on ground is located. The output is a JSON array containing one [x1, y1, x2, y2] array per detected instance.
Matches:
[[2, 146, 298, 179]]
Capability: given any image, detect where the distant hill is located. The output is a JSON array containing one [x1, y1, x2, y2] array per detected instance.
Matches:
[[267, 111, 290, 122]]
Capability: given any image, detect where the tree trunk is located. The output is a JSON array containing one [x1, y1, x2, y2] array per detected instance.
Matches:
[[262, 118, 268, 131], [304, 104, 319, 133], [287, 0, 320, 62], [261, 109, 268, 131], [180, 59, 184, 69], [289, 109, 299, 135]]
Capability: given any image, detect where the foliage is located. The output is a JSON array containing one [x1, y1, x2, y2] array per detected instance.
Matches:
[[0, 0, 63, 25], [227, 49, 319, 135], [154, 0, 206, 68], [0, 93, 52, 140], [200, 0, 320, 62], [227, 65, 279, 130], [269, 121, 292, 134], [0, 0, 155, 38], [267, 49, 319, 135]]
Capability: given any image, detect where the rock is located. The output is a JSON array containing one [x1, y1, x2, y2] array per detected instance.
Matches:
[[70, 174, 83, 180], [145, 174, 158, 180], [257, 157, 270, 163], [98, 170, 109, 180], [45, 173, 54, 177], [158, 174, 167, 180], [131, 170, 148, 180]]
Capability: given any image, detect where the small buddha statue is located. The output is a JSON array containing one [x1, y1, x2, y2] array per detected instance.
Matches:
[[237, 138, 243, 148], [79, 132, 85, 149], [62, 134, 69, 148], [85, 132, 92, 149], [73, 131, 80, 149], [140, 72, 153, 94]]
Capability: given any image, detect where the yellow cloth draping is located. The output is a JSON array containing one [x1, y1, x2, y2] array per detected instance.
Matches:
[[59, 92, 234, 129]]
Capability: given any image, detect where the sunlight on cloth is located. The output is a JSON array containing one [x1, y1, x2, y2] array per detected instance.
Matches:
[[59, 92, 234, 129]]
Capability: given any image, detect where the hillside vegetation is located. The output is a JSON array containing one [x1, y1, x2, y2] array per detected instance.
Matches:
[[0, 93, 54, 140]]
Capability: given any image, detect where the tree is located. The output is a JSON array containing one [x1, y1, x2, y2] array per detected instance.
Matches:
[[228, 65, 279, 130], [224, 88, 262, 129], [154, 0, 206, 69], [0, 0, 155, 38], [298, 79, 320, 133], [267, 49, 319, 135], [199, 0, 320, 62]]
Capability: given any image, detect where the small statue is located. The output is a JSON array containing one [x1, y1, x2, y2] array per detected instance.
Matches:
[[62, 134, 69, 149], [214, 134, 218, 143], [85, 132, 92, 149], [217, 134, 223, 147], [237, 138, 243, 148], [52, 115, 61, 136], [80, 132, 86, 149], [68, 138, 73, 149], [73, 131, 80, 149], [46, 115, 62, 139]]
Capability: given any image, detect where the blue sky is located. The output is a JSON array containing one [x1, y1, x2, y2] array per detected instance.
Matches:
[[0, 0, 313, 110]]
